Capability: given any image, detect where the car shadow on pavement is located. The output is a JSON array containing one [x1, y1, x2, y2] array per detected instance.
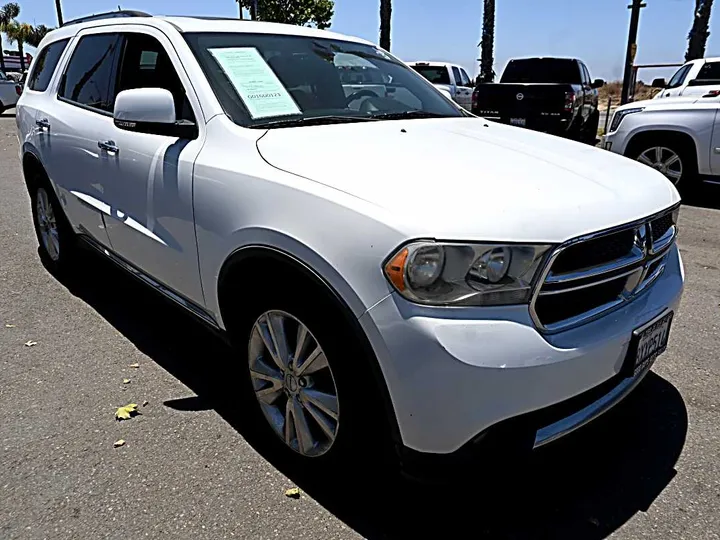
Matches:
[[57, 249, 688, 540]]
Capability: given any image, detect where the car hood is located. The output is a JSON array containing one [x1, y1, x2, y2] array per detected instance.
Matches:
[[617, 95, 704, 111], [256, 117, 679, 243]]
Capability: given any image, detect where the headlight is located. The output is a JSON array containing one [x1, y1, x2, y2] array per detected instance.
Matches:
[[609, 107, 644, 132], [384, 242, 552, 306]]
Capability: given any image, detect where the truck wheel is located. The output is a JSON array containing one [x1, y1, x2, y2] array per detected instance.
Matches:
[[582, 111, 600, 145], [629, 137, 697, 193], [29, 173, 78, 276]]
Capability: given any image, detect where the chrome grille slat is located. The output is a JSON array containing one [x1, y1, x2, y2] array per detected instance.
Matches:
[[530, 206, 679, 333]]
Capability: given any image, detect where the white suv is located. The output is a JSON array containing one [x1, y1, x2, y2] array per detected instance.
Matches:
[[17, 12, 683, 475], [603, 94, 720, 192]]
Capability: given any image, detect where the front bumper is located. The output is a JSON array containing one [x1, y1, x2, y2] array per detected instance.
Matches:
[[359, 244, 684, 455]]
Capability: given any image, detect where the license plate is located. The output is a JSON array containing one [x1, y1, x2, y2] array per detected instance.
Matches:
[[510, 118, 526, 126], [625, 312, 673, 377]]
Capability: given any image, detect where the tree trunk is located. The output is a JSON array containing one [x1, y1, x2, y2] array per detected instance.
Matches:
[[0, 51, 5, 74], [379, 0, 391, 51], [55, 0, 64, 26], [18, 40, 24, 72], [479, 0, 496, 83], [686, 0, 714, 61], [250, 0, 258, 21]]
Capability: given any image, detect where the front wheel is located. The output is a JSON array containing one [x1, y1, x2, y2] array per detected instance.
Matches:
[[631, 139, 697, 193]]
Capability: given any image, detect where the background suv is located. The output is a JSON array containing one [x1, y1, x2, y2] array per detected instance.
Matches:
[[17, 12, 683, 476]]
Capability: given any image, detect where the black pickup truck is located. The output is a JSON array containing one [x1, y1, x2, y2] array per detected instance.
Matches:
[[472, 57, 604, 143]]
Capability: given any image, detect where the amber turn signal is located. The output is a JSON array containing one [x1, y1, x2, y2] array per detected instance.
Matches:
[[384, 248, 409, 291]]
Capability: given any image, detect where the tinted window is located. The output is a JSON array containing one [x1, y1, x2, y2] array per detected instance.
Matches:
[[411, 65, 451, 85], [581, 64, 591, 85], [117, 33, 195, 122], [667, 64, 692, 88], [460, 68, 471, 86], [451, 66, 462, 86], [500, 59, 581, 84], [28, 39, 69, 92], [59, 34, 121, 113], [697, 61, 720, 81]]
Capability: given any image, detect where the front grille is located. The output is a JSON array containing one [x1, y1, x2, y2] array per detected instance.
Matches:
[[531, 207, 678, 332]]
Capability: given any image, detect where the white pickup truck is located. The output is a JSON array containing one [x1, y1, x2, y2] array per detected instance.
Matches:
[[652, 57, 720, 100], [407, 61, 474, 110]]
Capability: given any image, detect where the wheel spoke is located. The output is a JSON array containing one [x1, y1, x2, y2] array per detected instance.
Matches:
[[637, 153, 654, 166], [303, 400, 337, 441], [290, 398, 315, 454], [301, 389, 338, 420], [266, 313, 290, 369], [296, 346, 328, 375], [664, 154, 680, 168], [666, 169, 682, 181], [294, 324, 311, 366], [654, 146, 663, 163]]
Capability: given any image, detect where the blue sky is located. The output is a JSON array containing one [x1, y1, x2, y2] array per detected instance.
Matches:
[[4, 0, 716, 81]]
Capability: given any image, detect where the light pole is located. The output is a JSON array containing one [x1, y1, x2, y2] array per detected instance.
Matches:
[[621, 0, 646, 104]]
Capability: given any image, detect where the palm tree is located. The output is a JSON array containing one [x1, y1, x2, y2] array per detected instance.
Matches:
[[0, 2, 20, 73], [4, 21, 33, 72], [686, 0, 714, 61], [55, 0, 64, 26], [26, 25, 51, 48], [479, 0, 495, 83], [379, 0, 391, 50]]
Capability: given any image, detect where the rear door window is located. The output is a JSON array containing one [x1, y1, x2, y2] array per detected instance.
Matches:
[[59, 33, 122, 113], [459, 68, 472, 87], [697, 61, 720, 81], [451, 66, 462, 86], [28, 39, 69, 92], [411, 65, 450, 85]]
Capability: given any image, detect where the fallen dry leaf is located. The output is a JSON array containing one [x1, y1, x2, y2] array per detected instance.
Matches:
[[113, 439, 126, 448], [284, 487, 301, 499], [5, 324, 16, 328], [24, 340, 37, 347], [123, 379, 131, 384], [129, 363, 140, 368], [115, 403, 139, 421]]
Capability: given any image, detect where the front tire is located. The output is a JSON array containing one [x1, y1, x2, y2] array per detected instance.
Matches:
[[629, 137, 697, 194], [30, 175, 78, 276], [582, 110, 600, 144], [233, 284, 391, 475]]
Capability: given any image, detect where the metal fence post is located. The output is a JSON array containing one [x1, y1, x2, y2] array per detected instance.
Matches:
[[603, 97, 612, 135]]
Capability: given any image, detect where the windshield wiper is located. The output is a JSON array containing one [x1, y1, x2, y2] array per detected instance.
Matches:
[[251, 115, 377, 129], [366, 110, 453, 121]]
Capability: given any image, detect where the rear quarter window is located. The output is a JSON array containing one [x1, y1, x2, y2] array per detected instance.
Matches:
[[411, 65, 451, 85], [27, 39, 70, 92]]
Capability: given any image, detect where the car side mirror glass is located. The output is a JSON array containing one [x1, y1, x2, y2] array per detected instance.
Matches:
[[651, 78, 667, 88], [591, 79, 605, 89], [113, 88, 197, 138]]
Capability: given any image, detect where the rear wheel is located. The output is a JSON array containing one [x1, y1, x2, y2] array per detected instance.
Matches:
[[29, 174, 78, 275], [582, 110, 600, 144]]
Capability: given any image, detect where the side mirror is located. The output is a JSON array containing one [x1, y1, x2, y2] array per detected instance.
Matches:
[[591, 79, 605, 89], [651, 78, 667, 88], [114, 88, 196, 138]]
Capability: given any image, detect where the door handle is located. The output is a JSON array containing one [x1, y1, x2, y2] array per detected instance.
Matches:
[[98, 140, 119, 153], [36, 118, 50, 129]]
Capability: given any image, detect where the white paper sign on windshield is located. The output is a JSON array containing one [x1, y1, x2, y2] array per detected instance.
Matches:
[[209, 47, 301, 119]]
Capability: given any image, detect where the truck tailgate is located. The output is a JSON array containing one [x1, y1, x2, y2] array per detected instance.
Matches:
[[474, 83, 569, 116]]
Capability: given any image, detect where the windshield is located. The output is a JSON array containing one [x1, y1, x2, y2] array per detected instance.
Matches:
[[184, 32, 464, 128], [500, 59, 581, 84], [410, 65, 451, 85]]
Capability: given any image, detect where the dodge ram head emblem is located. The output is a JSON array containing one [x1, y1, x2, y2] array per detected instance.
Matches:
[[516, 93, 524, 101]]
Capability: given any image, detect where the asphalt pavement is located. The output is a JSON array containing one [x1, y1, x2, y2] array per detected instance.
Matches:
[[1, 109, 719, 540]]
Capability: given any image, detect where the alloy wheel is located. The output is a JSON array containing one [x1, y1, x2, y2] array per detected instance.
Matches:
[[248, 310, 340, 457], [637, 146, 683, 185], [36, 187, 60, 261]]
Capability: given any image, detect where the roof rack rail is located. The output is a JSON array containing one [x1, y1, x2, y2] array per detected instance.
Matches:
[[61, 10, 152, 27]]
